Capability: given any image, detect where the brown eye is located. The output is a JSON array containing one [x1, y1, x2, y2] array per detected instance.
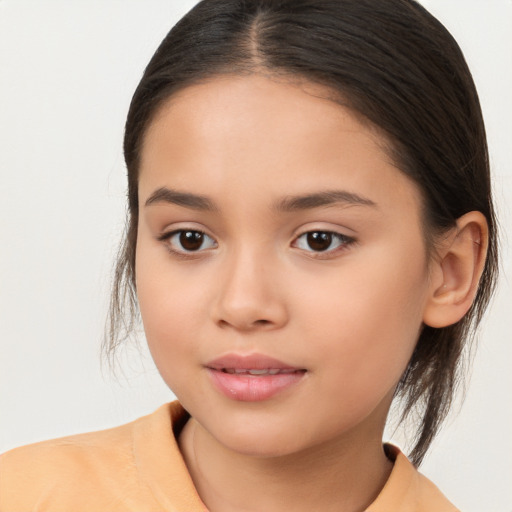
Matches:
[[179, 230, 204, 251], [306, 232, 333, 251], [163, 229, 217, 254], [293, 230, 354, 254]]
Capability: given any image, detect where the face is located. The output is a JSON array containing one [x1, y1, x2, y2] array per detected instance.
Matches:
[[136, 75, 433, 457]]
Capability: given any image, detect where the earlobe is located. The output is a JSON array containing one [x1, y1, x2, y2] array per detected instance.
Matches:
[[423, 211, 488, 328]]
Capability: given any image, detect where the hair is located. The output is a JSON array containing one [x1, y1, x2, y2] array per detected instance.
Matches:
[[105, 0, 498, 466]]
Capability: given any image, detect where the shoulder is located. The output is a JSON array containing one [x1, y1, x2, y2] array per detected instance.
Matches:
[[0, 413, 136, 477], [414, 470, 460, 511], [0, 403, 181, 512], [368, 445, 460, 512]]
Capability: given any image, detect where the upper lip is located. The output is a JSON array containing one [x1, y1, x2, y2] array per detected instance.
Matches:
[[206, 353, 303, 371]]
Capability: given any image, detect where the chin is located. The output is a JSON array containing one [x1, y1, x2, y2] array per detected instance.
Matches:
[[208, 418, 317, 459], [224, 433, 305, 459]]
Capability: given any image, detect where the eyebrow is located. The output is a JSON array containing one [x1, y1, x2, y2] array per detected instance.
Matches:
[[144, 187, 376, 212], [145, 187, 218, 211], [273, 190, 377, 211]]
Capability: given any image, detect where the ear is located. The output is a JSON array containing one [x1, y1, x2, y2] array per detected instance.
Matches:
[[423, 211, 489, 328]]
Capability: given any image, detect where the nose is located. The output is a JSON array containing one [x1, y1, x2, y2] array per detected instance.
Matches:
[[211, 247, 289, 332]]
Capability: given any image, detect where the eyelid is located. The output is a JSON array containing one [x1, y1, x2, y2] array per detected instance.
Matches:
[[157, 221, 216, 242], [156, 224, 356, 259], [158, 227, 218, 257], [291, 229, 357, 258]]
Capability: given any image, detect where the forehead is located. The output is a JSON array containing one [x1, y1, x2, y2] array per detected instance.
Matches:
[[144, 74, 385, 156], [138, 74, 422, 219]]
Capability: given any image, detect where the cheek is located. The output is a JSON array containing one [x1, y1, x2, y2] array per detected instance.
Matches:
[[135, 240, 206, 370], [137, 277, 208, 402], [298, 247, 429, 400]]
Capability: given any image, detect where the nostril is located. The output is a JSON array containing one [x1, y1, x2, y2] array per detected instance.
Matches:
[[217, 318, 273, 330], [254, 319, 271, 326]]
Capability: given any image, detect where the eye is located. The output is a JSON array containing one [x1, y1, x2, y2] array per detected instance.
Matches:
[[293, 231, 354, 253], [160, 229, 217, 254]]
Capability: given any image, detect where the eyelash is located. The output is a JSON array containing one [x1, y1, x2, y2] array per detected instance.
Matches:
[[292, 231, 356, 257], [157, 229, 356, 259], [157, 229, 217, 259]]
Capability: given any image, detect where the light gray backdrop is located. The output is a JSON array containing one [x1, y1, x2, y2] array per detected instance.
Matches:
[[0, 1, 510, 511]]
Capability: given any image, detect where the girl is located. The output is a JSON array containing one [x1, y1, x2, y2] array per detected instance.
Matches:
[[0, 1, 506, 510]]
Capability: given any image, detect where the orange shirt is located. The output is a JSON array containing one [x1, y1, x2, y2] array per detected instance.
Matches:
[[0, 402, 459, 511]]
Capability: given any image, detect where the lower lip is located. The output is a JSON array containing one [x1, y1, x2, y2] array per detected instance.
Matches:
[[207, 369, 306, 402]]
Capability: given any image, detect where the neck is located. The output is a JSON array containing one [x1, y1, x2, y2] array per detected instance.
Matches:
[[179, 415, 393, 512]]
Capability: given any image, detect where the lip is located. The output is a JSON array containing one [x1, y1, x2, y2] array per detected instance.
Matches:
[[206, 353, 301, 371], [205, 353, 306, 402]]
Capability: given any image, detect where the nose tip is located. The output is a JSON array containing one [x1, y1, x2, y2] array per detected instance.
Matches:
[[215, 294, 288, 332], [211, 255, 288, 332], [217, 315, 277, 332]]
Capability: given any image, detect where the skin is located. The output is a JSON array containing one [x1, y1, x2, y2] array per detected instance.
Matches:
[[135, 75, 487, 512]]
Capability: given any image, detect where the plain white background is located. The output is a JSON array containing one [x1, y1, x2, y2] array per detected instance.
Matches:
[[0, 1, 510, 510]]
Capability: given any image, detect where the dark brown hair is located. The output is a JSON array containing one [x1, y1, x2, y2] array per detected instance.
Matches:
[[105, 0, 498, 466]]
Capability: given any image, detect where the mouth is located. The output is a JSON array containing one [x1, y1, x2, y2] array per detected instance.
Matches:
[[205, 353, 307, 401], [218, 368, 304, 376], [206, 353, 304, 372]]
